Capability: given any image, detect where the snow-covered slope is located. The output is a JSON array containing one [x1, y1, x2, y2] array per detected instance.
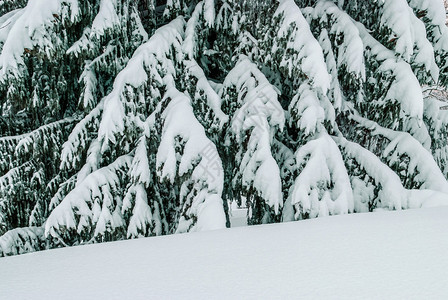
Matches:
[[1, 208, 448, 299]]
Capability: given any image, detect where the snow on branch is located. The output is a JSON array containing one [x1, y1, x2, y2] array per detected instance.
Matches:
[[303, 1, 366, 109], [289, 82, 326, 137], [407, 0, 448, 84], [335, 134, 448, 211], [304, 1, 365, 80], [0, 117, 76, 175], [379, 0, 439, 82], [222, 57, 285, 216], [121, 136, 159, 238], [183, 0, 215, 59], [0, 226, 44, 257], [45, 155, 132, 244], [423, 96, 448, 178], [355, 21, 431, 146], [338, 0, 438, 84], [66, 0, 120, 58], [350, 113, 448, 194], [183, 59, 229, 128], [273, 0, 331, 94], [0, 8, 23, 49], [0, 161, 36, 196], [0, 160, 46, 233], [0, 0, 80, 81], [334, 135, 406, 211], [60, 100, 104, 172], [0, 0, 27, 16], [97, 17, 185, 152], [155, 86, 226, 233], [286, 133, 353, 221], [48, 174, 77, 213], [221, 56, 285, 128]]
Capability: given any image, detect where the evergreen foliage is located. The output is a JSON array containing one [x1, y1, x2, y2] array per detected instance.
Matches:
[[1, 0, 448, 256]]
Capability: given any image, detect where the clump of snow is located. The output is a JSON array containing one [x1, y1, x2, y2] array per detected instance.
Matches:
[[289, 133, 354, 220]]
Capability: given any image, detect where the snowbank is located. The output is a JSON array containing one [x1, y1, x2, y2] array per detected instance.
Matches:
[[1, 207, 448, 299]]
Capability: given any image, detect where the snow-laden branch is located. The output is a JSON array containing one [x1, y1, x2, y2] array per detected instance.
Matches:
[[0, 0, 80, 80], [97, 17, 185, 152], [155, 86, 226, 233], [45, 155, 132, 243]]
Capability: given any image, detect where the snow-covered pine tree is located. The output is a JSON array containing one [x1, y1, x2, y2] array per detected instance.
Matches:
[[1, 0, 448, 256]]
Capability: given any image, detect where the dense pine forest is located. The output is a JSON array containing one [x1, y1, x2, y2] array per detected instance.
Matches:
[[1, 0, 448, 256]]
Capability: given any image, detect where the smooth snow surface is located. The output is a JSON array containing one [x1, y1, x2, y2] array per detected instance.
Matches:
[[1, 207, 448, 299]]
